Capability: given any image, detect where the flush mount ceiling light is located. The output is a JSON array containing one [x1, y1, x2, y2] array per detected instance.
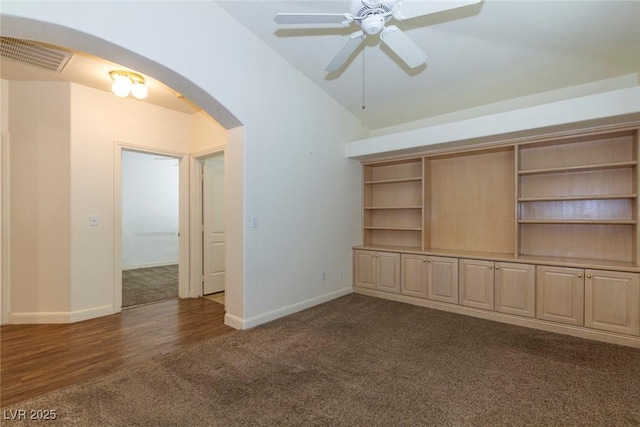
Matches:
[[109, 70, 148, 99]]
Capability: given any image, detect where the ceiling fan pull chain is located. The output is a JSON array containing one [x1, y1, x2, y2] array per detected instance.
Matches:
[[362, 47, 366, 111]]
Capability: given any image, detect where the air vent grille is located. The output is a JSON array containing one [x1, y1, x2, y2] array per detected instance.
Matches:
[[0, 37, 73, 73]]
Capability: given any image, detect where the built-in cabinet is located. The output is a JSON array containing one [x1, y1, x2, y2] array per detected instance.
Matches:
[[354, 250, 400, 293], [400, 254, 428, 298], [536, 265, 585, 326], [459, 259, 495, 310], [494, 262, 536, 318], [354, 126, 640, 348], [427, 256, 458, 304], [585, 270, 639, 336]]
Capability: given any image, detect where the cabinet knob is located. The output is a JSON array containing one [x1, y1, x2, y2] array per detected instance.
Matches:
[[586, 274, 591, 278], [427, 260, 432, 263], [495, 266, 500, 270], [578, 274, 582, 278], [489, 265, 493, 269], [423, 258, 427, 263]]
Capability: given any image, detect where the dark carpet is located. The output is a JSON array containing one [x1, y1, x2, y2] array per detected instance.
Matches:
[[122, 265, 178, 308], [4, 294, 639, 426]]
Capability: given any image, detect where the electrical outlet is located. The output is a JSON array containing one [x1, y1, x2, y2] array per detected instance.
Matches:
[[338, 267, 344, 278], [321, 272, 326, 281]]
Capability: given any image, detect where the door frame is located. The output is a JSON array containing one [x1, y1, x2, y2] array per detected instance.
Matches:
[[113, 142, 189, 312], [190, 146, 225, 298]]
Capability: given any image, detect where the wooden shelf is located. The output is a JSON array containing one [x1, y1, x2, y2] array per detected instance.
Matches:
[[364, 206, 422, 210], [363, 160, 424, 248], [519, 220, 636, 225], [518, 161, 637, 176], [364, 177, 422, 185], [364, 226, 422, 231], [519, 194, 637, 202], [354, 244, 423, 253]]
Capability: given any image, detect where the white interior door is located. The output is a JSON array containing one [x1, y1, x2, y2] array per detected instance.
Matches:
[[202, 154, 225, 295]]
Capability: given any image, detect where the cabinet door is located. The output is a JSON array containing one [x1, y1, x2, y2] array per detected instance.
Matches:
[[459, 259, 495, 310], [401, 254, 428, 298], [536, 266, 584, 326], [427, 256, 459, 304], [354, 250, 376, 289], [495, 262, 535, 318], [585, 270, 640, 336], [376, 252, 401, 293]]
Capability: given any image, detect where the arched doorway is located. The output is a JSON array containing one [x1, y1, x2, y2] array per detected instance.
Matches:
[[0, 14, 244, 326]]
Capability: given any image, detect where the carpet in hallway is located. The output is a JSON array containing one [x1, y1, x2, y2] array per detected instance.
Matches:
[[122, 265, 178, 307]]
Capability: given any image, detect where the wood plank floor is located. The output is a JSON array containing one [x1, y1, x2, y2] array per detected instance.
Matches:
[[1, 298, 234, 407]]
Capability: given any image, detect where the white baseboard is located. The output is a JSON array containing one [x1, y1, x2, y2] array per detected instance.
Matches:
[[9, 305, 114, 324], [122, 261, 178, 271], [224, 312, 244, 330], [224, 287, 353, 330]]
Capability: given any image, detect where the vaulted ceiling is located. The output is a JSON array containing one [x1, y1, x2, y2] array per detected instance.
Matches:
[[2, 1, 639, 133], [217, 0, 640, 130]]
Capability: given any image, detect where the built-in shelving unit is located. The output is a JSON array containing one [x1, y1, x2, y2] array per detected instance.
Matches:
[[354, 126, 640, 348], [363, 159, 423, 250], [517, 130, 638, 264], [359, 128, 640, 268]]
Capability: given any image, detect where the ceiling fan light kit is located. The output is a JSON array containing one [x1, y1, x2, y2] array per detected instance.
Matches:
[[274, 0, 481, 72]]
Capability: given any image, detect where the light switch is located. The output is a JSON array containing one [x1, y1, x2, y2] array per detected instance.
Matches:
[[251, 217, 258, 228], [90, 215, 99, 226]]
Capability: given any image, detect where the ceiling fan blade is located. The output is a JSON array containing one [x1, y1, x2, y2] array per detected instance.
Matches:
[[392, 0, 481, 21], [274, 13, 353, 25], [380, 26, 427, 68], [325, 31, 365, 72]]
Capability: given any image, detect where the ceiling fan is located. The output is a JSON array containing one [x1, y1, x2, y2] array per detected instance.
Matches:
[[274, 0, 481, 72]]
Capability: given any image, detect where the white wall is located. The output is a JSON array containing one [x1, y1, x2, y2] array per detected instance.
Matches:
[[370, 73, 640, 138], [121, 150, 179, 269], [2, 2, 367, 327], [1, 1, 364, 327], [347, 86, 640, 159]]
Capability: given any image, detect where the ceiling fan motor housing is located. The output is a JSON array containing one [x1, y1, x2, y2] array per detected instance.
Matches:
[[361, 14, 386, 35], [351, 0, 397, 34]]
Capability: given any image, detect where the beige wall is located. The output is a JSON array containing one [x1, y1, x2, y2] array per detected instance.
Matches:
[[191, 110, 227, 153], [9, 81, 72, 318], [69, 83, 193, 316], [7, 80, 225, 322], [1, 79, 8, 324]]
